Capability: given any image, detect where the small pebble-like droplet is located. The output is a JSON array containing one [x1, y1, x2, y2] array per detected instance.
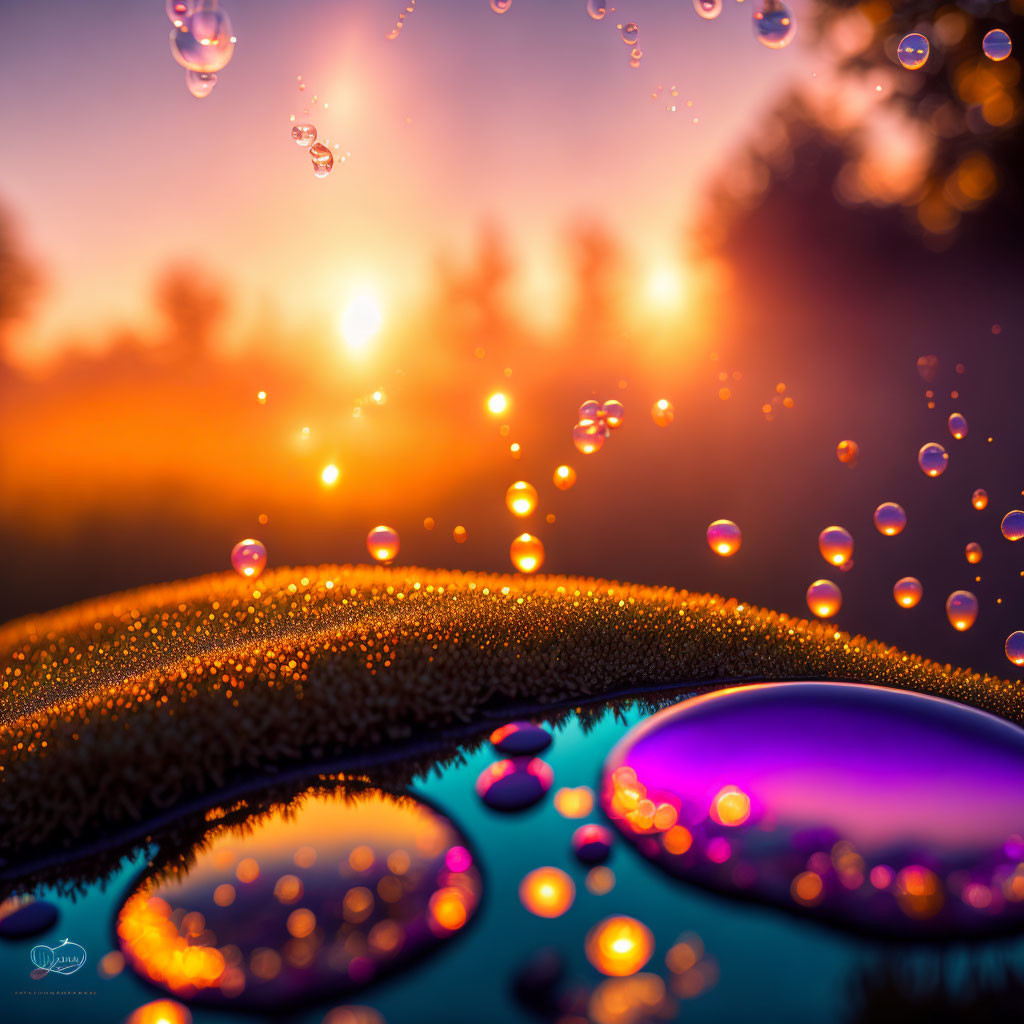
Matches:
[[918, 443, 948, 477], [510, 533, 545, 573], [948, 412, 968, 440], [897, 33, 929, 70], [366, 525, 400, 563], [971, 488, 988, 511], [893, 577, 923, 608], [982, 29, 1012, 62], [806, 579, 841, 618], [230, 539, 267, 579], [818, 526, 853, 566], [945, 590, 978, 631], [873, 502, 906, 536]]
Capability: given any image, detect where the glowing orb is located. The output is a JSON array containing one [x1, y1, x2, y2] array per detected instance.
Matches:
[[585, 916, 654, 976], [893, 577, 923, 609], [965, 542, 983, 565], [651, 399, 674, 427], [510, 533, 544, 573], [818, 526, 853, 566], [230, 539, 267, 580], [487, 392, 508, 415], [321, 463, 340, 486], [601, 399, 625, 429], [945, 590, 978, 631], [706, 519, 741, 557], [519, 867, 575, 918], [553, 464, 577, 490], [806, 579, 841, 618], [573, 419, 607, 454], [340, 292, 382, 354], [972, 488, 988, 511], [873, 502, 906, 536], [918, 443, 948, 477], [836, 439, 859, 465], [948, 412, 968, 440], [366, 525, 399, 564], [505, 481, 538, 518]]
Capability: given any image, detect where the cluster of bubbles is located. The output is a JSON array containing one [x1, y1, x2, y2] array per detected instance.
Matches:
[[616, 22, 644, 69], [386, 0, 417, 40], [572, 398, 624, 455], [898, 28, 1012, 71], [288, 79, 350, 178], [166, 0, 236, 99]]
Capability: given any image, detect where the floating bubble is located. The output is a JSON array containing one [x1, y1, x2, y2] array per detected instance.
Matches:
[[601, 682, 1024, 937], [519, 867, 575, 918], [1006, 631, 1024, 667], [651, 399, 674, 427], [117, 788, 481, 1008], [753, 0, 796, 49], [945, 590, 978, 631], [572, 824, 614, 864], [366, 525, 399, 564], [321, 463, 340, 486], [573, 419, 606, 454], [310, 142, 334, 177], [291, 123, 317, 146], [1001, 510, 1024, 541], [184, 69, 216, 98], [586, 0, 607, 20], [621, 22, 639, 44], [487, 392, 508, 415], [476, 757, 553, 811], [506, 481, 538, 518], [818, 526, 853, 567], [170, 9, 235, 74], [972, 488, 989, 510], [230, 539, 266, 580], [601, 399, 625, 429], [693, 0, 722, 19], [553, 464, 577, 490], [836, 440, 859, 466], [510, 533, 544, 573], [873, 503, 906, 536], [806, 579, 841, 618], [585, 916, 653, 977], [965, 542, 983, 565], [948, 412, 968, 440], [579, 399, 601, 420], [983, 28, 1012, 61], [897, 33, 929, 70], [706, 519, 741, 557], [893, 577, 923, 609], [166, 0, 193, 27], [490, 0, 512, 12], [918, 443, 948, 477], [489, 721, 551, 756]]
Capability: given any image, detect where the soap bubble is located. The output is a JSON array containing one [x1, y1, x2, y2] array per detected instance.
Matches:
[[367, 525, 400, 564], [510, 533, 545, 573], [806, 580, 842, 618], [185, 69, 217, 98], [836, 440, 859, 466], [1006, 631, 1024, 667], [706, 519, 741, 557], [573, 419, 606, 454], [982, 29, 1012, 62], [918, 443, 948, 477], [170, 9, 235, 74], [506, 481, 538, 517], [586, 0, 607, 19], [753, 0, 796, 49], [972, 488, 988, 511], [945, 590, 978, 631], [166, 0, 192, 27], [965, 542, 983, 565], [818, 526, 853, 567], [553, 465, 577, 490], [893, 577, 923, 608], [897, 34, 929, 70], [948, 412, 968, 440], [694, 0, 722, 19], [873, 502, 906, 536], [1001, 510, 1024, 541], [600, 399, 624, 429], [291, 123, 317, 146], [651, 399, 674, 427], [490, 0, 512, 12], [621, 22, 639, 44], [231, 539, 267, 579], [579, 400, 601, 420]]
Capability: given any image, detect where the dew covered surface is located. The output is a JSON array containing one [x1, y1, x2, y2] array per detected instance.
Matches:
[[0, 699, 1022, 1023]]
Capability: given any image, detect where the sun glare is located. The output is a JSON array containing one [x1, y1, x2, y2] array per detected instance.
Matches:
[[340, 290, 383, 354], [646, 263, 686, 310]]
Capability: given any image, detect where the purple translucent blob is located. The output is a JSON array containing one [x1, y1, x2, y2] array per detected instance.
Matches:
[[476, 757, 553, 811], [489, 721, 552, 756], [602, 683, 1024, 938], [0, 898, 58, 938], [572, 824, 613, 864]]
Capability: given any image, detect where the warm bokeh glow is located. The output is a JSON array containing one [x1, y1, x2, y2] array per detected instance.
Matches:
[[518, 866, 575, 918]]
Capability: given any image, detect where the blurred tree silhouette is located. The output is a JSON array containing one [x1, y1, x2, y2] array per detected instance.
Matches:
[[153, 264, 229, 359], [0, 203, 38, 366]]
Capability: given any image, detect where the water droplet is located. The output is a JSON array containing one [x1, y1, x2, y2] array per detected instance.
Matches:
[[972, 488, 989, 510], [585, 916, 653, 976], [553, 464, 577, 490], [165, 0, 192, 28], [651, 399, 674, 427], [693, 0, 722, 20], [1006, 631, 1024, 666], [983, 28, 1012, 62], [505, 481, 538, 517], [706, 519, 741, 557], [579, 399, 601, 420], [476, 757, 553, 810], [818, 526, 853, 567], [519, 867, 575, 917], [836, 440, 859, 466], [586, 0, 607, 20], [945, 590, 978, 631], [965, 542, 983, 565], [510, 533, 544, 573], [893, 576, 923, 608], [873, 502, 906, 536], [230, 539, 266, 579], [572, 824, 614, 864], [310, 142, 334, 177], [948, 412, 968, 440], [600, 399, 624, 429], [170, 9, 235, 74], [573, 419, 606, 454], [621, 22, 639, 44], [806, 579, 841, 618], [366, 525, 400, 564], [291, 123, 317, 146], [917, 443, 948, 477], [490, 0, 512, 12], [897, 33, 929, 70], [1001, 510, 1024, 541], [489, 721, 551, 755], [753, 0, 796, 49]]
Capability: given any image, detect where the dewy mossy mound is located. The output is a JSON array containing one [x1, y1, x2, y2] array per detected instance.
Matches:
[[1, 565, 1021, 864]]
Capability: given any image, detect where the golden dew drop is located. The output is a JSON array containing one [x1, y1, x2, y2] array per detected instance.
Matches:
[[806, 579, 842, 619], [366, 525, 400, 564], [818, 526, 854, 567], [945, 590, 978, 631], [510, 533, 545, 573], [505, 481, 538, 518], [706, 519, 741, 557], [893, 577, 923, 609]]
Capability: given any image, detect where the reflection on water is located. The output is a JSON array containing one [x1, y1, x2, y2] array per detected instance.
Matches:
[[116, 788, 481, 1009], [602, 682, 1024, 938]]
